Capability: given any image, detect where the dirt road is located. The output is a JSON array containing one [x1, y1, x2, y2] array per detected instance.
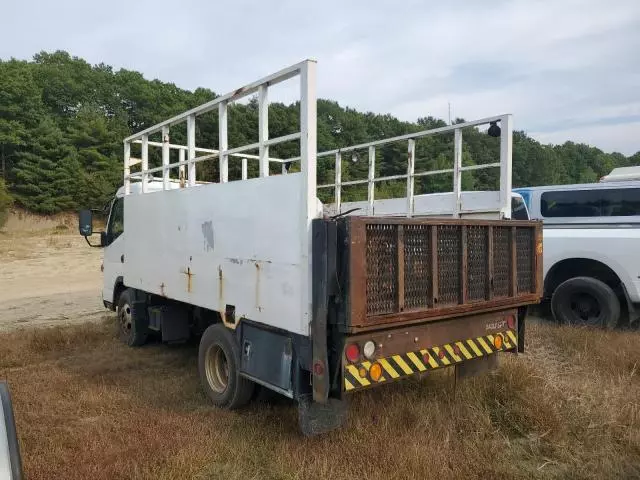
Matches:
[[0, 232, 106, 332]]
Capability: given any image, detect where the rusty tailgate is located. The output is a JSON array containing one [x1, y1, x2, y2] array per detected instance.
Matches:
[[337, 216, 543, 333]]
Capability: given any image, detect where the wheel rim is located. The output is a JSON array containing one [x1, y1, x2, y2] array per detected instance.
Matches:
[[119, 303, 132, 338], [568, 292, 602, 326], [204, 345, 229, 394]]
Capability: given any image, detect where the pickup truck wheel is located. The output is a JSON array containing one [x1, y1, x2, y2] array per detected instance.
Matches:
[[117, 288, 148, 346], [551, 277, 620, 329], [198, 324, 254, 409]]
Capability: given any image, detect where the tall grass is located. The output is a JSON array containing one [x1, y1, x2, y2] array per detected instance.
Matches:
[[1, 320, 638, 480]]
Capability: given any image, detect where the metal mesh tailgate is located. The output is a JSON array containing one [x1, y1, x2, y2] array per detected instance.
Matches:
[[339, 217, 543, 331]]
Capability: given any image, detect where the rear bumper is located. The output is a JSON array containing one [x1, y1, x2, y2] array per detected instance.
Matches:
[[342, 309, 518, 393]]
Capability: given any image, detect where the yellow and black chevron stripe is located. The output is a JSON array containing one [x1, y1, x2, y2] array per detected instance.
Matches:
[[344, 330, 517, 392]]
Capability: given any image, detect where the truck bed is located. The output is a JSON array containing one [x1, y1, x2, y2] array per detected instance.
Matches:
[[336, 216, 543, 332]]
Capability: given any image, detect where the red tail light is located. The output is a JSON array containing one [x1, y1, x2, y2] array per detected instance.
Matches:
[[506, 315, 515, 329], [345, 343, 360, 363]]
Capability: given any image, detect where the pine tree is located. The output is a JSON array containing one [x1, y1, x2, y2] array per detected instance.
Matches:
[[12, 118, 81, 213]]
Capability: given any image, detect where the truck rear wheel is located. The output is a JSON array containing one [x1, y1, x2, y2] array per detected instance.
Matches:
[[198, 324, 254, 409], [551, 276, 620, 329], [117, 288, 148, 346]]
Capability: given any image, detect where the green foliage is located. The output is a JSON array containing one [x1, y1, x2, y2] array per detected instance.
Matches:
[[0, 178, 12, 227], [0, 50, 637, 213]]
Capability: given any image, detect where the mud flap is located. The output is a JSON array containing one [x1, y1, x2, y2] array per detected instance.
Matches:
[[298, 396, 348, 436], [455, 354, 499, 381], [131, 301, 150, 334], [517, 306, 526, 353]]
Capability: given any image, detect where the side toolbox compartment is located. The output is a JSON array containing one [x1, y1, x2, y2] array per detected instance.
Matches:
[[238, 322, 311, 399]]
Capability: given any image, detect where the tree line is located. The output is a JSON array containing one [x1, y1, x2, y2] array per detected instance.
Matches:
[[0, 50, 637, 216]]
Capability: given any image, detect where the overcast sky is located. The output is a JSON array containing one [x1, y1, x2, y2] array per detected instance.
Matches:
[[2, 0, 639, 155]]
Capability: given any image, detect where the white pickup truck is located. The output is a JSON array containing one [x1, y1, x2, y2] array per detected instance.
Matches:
[[514, 181, 640, 328]]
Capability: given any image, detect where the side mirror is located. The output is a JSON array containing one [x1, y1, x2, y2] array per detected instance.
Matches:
[[0, 381, 24, 480], [100, 231, 108, 247], [78, 209, 93, 236]]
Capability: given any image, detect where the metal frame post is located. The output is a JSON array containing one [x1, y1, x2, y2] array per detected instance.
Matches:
[[406, 139, 415, 217], [368, 146, 375, 215], [162, 126, 170, 190], [219, 102, 228, 183], [123, 141, 131, 195], [187, 114, 196, 186], [299, 59, 317, 330], [241, 157, 248, 180], [300, 60, 321, 401], [453, 128, 462, 217], [141, 134, 149, 193], [258, 85, 269, 177], [499, 115, 513, 219], [178, 149, 186, 187], [334, 152, 342, 213]]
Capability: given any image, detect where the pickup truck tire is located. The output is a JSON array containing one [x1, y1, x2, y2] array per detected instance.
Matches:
[[198, 324, 254, 409], [117, 288, 148, 346], [551, 277, 620, 329]]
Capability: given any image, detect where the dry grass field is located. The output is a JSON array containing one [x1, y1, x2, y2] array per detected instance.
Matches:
[[0, 217, 639, 479]]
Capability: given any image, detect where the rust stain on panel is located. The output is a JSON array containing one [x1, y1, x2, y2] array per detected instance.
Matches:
[[218, 266, 224, 310], [255, 262, 262, 312], [180, 267, 195, 293], [349, 219, 368, 326]]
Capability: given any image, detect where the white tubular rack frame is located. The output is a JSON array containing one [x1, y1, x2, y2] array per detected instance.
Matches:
[[123, 60, 317, 196], [290, 114, 513, 219]]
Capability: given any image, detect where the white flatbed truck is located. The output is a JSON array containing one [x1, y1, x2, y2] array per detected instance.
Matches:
[[78, 60, 543, 434]]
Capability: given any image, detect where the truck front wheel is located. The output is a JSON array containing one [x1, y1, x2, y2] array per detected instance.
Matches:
[[551, 276, 620, 329], [198, 324, 254, 409], [117, 288, 149, 346]]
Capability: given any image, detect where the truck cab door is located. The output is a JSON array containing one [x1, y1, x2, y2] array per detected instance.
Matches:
[[103, 196, 125, 307]]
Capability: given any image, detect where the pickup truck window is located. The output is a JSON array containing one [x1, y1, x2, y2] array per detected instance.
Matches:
[[541, 188, 640, 218], [511, 196, 529, 220]]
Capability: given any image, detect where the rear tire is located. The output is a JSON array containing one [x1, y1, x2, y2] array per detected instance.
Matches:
[[198, 324, 254, 409], [117, 288, 148, 346], [551, 276, 620, 329]]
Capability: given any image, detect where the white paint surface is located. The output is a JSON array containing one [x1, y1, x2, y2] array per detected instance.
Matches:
[[543, 226, 640, 302], [123, 174, 319, 336]]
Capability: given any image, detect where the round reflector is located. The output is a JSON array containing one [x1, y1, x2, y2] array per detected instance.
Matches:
[[438, 349, 445, 359], [345, 343, 360, 363], [358, 367, 367, 378], [494, 334, 503, 349], [369, 362, 383, 382], [453, 344, 461, 355], [506, 315, 515, 329], [363, 341, 376, 359], [313, 361, 324, 376]]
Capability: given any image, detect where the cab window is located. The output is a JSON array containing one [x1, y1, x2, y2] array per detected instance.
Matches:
[[107, 197, 124, 242]]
